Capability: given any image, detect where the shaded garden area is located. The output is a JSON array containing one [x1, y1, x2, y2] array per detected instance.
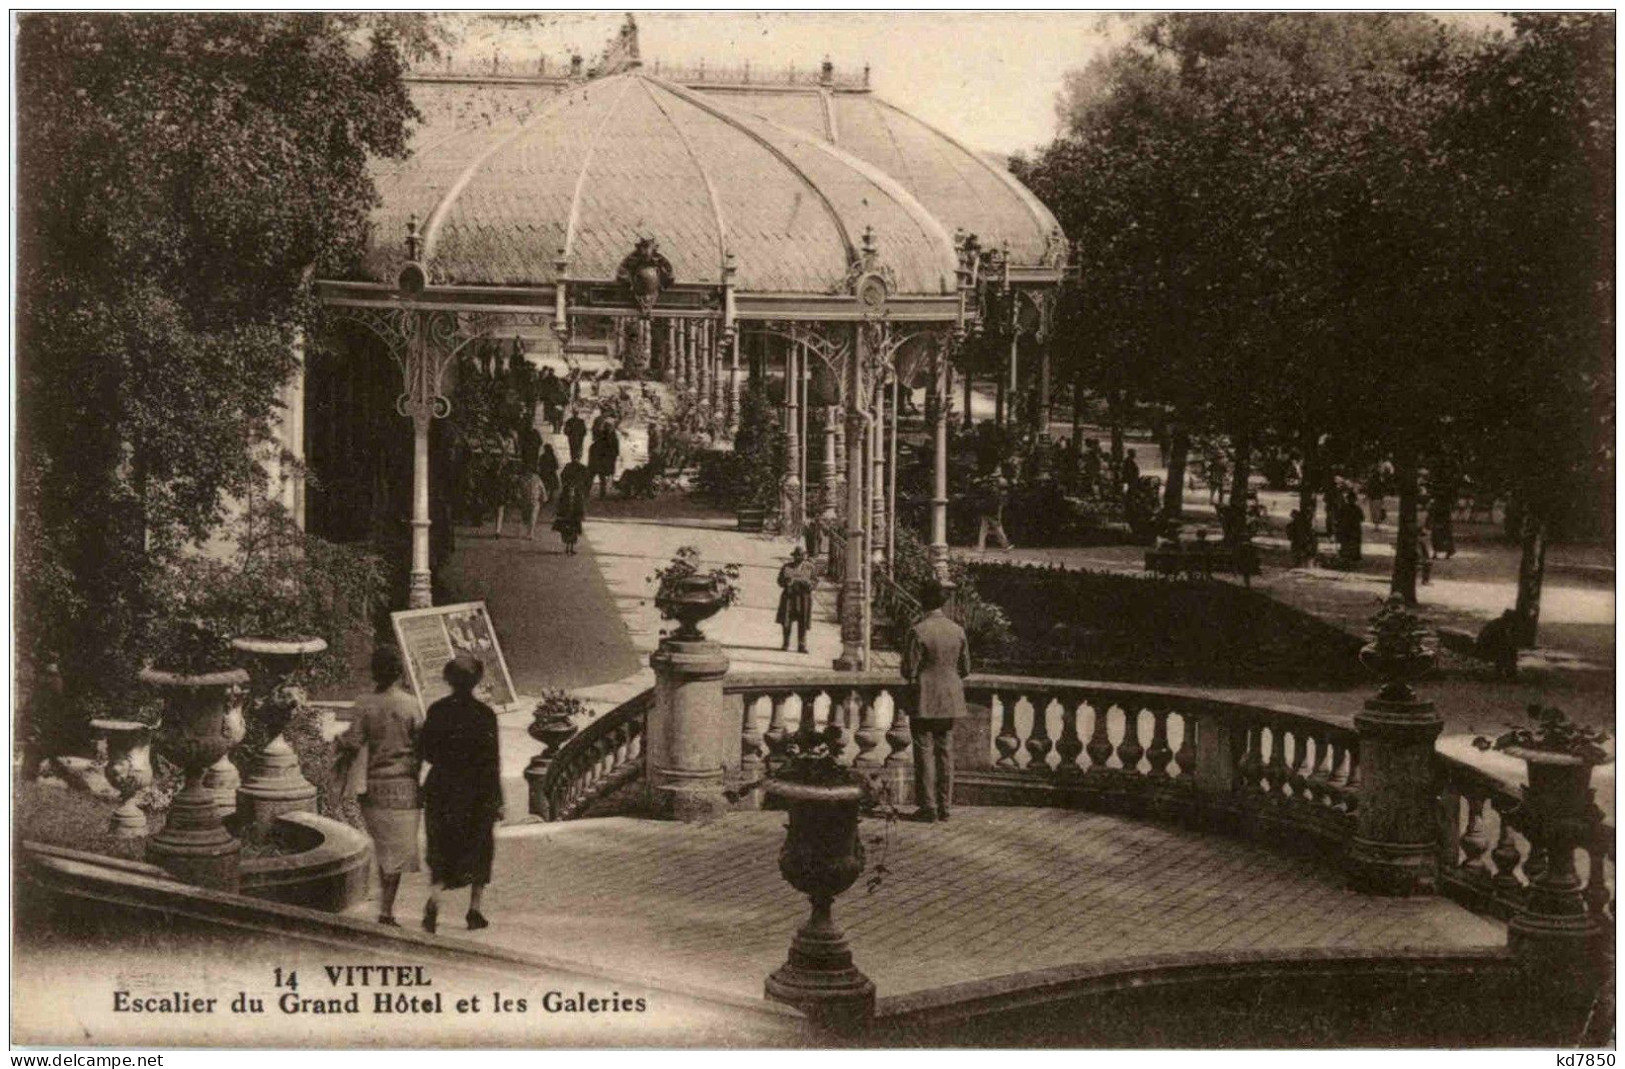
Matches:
[[967, 562, 1365, 684]]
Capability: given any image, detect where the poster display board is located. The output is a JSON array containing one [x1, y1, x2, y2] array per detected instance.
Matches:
[[390, 601, 519, 713]]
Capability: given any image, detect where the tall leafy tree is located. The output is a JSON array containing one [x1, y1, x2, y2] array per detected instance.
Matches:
[[1436, 14, 1614, 638], [17, 14, 423, 724]]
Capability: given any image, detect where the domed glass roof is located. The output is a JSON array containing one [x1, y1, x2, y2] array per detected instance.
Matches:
[[361, 70, 960, 297], [701, 87, 1065, 272]]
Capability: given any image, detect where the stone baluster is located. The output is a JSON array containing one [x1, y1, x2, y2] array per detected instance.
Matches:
[[1286, 729, 1311, 801], [763, 693, 790, 775], [1024, 695, 1053, 771], [1343, 754, 1361, 816], [1262, 723, 1289, 802], [1173, 714, 1196, 779], [993, 693, 1021, 769], [741, 696, 765, 781], [884, 698, 911, 768], [1325, 739, 1350, 809], [821, 698, 850, 758], [1054, 701, 1083, 778], [1116, 706, 1145, 775], [1146, 708, 1173, 779], [1237, 725, 1265, 795], [1085, 703, 1114, 771], [1307, 733, 1335, 806], [1457, 786, 1493, 882], [852, 690, 881, 768], [1489, 815, 1525, 899]]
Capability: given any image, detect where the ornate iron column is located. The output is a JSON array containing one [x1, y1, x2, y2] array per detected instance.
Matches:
[[835, 322, 870, 671], [822, 402, 840, 535], [781, 328, 803, 538], [401, 311, 457, 608], [870, 360, 887, 570], [930, 336, 952, 582]]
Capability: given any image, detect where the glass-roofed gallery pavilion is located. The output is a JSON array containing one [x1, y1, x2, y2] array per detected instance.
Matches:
[[310, 16, 1067, 670]]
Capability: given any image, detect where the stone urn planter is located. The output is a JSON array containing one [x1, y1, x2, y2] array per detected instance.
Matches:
[[763, 775, 875, 1031], [657, 574, 729, 641], [1360, 595, 1437, 704], [1505, 747, 1606, 958], [231, 636, 327, 830], [141, 666, 249, 891], [91, 718, 154, 838], [1482, 704, 1613, 961]]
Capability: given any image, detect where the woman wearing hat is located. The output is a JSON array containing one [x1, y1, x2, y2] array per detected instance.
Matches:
[[419, 652, 503, 933], [776, 546, 816, 654]]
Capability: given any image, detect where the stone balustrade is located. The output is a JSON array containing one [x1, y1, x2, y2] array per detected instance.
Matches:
[[531, 690, 651, 821], [1435, 752, 1614, 931], [721, 672, 1364, 851], [534, 667, 1614, 965]]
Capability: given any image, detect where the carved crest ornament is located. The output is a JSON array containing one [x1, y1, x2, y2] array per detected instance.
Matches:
[[616, 236, 676, 316]]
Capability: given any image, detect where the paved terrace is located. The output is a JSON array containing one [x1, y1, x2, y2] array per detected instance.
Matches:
[[346, 807, 1503, 1005]]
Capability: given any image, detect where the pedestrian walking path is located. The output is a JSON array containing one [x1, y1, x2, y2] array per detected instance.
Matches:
[[345, 807, 1503, 1005]]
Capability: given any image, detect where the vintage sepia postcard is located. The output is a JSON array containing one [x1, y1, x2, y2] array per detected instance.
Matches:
[[12, 9, 1614, 1051]]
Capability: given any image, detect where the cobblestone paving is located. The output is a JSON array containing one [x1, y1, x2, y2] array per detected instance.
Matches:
[[360, 807, 1504, 1004]]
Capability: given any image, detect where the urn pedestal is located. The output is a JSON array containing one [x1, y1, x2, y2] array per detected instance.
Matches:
[[143, 667, 249, 891], [646, 635, 732, 823], [1506, 749, 1605, 961], [1347, 623, 1442, 896], [764, 778, 875, 1033], [231, 637, 326, 831], [92, 718, 153, 838], [524, 712, 580, 821]]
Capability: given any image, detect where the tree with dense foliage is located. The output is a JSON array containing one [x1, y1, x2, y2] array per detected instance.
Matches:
[[17, 14, 424, 731], [1434, 14, 1614, 638], [1023, 14, 1611, 619]]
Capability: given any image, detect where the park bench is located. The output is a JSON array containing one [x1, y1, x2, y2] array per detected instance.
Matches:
[[1144, 539, 1260, 587]]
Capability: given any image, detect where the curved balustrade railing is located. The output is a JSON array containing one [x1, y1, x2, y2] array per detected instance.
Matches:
[[532, 689, 653, 821], [532, 668, 1613, 941], [1434, 752, 1615, 928], [725, 671, 1362, 849]]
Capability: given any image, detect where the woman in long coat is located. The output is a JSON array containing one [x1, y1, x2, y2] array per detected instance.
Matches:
[[775, 546, 816, 653], [552, 460, 589, 555], [334, 645, 422, 927], [420, 652, 502, 933]]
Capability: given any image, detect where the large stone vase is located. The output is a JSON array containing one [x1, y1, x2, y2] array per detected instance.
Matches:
[[764, 778, 875, 1032], [657, 575, 728, 641], [143, 667, 249, 890], [1505, 748, 1606, 960], [92, 718, 154, 838], [231, 636, 326, 831]]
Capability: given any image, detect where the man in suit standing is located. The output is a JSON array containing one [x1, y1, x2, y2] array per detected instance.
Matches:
[[901, 580, 971, 823], [563, 409, 588, 464]]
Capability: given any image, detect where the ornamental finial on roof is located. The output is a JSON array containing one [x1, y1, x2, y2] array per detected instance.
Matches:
[[405, 213, 421, 261], [861, 225, 877, 263], [820, 56, 834, 86]]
